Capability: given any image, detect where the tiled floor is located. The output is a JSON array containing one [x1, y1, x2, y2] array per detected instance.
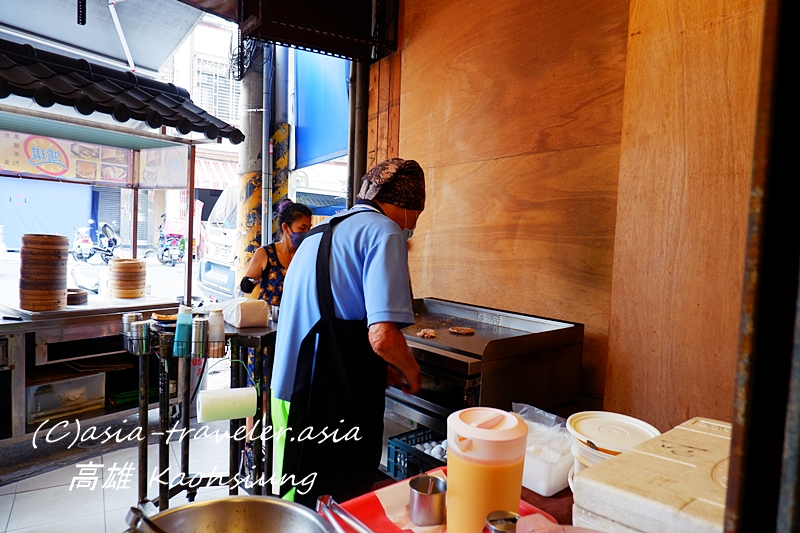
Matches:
[[0, 415, 411, 533]]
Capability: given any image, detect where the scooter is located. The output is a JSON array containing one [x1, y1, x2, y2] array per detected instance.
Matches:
[[157, 214, 184, 267], [71, 220, 95, 262], [94, 221, 121, 264]]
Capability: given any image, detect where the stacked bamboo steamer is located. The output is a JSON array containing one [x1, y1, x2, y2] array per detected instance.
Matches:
[[108, 258, 146, 298], [19, 234, 69, 311]]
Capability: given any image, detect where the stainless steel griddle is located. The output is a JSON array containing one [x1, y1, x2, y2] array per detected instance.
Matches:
[[385, 298, 584, 434]]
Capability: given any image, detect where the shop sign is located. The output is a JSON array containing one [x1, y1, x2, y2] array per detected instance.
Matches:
[[136, 146, 189, 189], [0, 129, 132, 187]]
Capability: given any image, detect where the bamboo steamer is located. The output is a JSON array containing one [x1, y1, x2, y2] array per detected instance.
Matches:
[[20, 234, 69, 248], [108, 259, 146, 298], [19, 234, 68, 311]]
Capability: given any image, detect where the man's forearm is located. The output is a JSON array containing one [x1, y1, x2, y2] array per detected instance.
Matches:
[[368, 322, 421, 391]]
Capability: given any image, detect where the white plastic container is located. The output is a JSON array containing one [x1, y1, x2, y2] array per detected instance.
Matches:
[[26, 373, 105, 424], [567, 411, 661, 456], [522, 446, 573, 497], [208, 309, 225, 358]]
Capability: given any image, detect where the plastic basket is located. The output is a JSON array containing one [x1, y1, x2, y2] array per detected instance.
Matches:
[[386, 427, 446, 480]]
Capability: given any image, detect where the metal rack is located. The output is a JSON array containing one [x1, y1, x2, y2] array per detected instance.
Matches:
[[123, 323, 277, 511]]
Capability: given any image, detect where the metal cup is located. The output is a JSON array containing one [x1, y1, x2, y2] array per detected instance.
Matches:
[[191, 316, 209, 358], [129, 320, 150, 355], [122, 312, 143, 335], [270, 305, 280, 323], [409, 475, 446, 526]]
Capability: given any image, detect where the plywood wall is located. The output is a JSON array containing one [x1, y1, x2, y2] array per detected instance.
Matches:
[[398, 0, 630, 396], [367, 53, 402, 169], [605, 0, 764, 430]]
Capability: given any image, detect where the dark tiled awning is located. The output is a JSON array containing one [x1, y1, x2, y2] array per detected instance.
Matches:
[[0, 37, 244, 144]]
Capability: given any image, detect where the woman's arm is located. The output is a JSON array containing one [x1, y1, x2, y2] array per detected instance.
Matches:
[[241, 246, 268, 293]]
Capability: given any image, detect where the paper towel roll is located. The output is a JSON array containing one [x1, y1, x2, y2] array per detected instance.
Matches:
[[197, 388, 257, 423]]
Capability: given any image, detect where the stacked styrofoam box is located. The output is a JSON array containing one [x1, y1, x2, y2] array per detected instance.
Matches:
[[572, 417, 731, 533]]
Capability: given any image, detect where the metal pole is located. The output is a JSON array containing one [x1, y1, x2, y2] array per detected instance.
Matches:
[[138, 352, 148, 503], [352, 60, 370, 204], [131, 185, 138, 259], [184, 145, 196, 305], [346, 61, 357, 208], [253, 347, 264, 495], [262, 45, 273, 247], [159, 356, 169, 510], [229, 344, 242, 495]]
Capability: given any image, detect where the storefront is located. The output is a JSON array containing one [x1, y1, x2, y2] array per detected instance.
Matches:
[[1, 0, 796, 531]]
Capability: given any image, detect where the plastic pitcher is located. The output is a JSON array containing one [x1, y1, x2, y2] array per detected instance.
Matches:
[[447, 407, 528, 533]]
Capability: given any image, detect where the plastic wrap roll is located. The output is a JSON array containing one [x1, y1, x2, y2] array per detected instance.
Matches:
[[196, 388, 257, 423]]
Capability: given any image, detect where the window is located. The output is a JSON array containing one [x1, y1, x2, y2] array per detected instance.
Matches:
[[195, 57, 240, 124]]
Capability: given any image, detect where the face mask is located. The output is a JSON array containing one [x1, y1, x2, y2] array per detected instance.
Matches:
[[289, 229, 307, 248], [402, 209, 417, 241]]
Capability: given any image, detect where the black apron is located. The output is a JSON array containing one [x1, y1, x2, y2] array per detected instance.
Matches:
[[281, 208, 388, 508]]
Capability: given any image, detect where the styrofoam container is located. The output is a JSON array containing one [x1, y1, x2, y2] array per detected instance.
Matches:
[[567, 411, 661, 456], [522, 446, 573, 497], [572, 417, 731, 533]]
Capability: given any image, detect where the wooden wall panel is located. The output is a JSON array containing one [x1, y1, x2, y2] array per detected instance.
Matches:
[[367, 61, 380, 170], [400, 0, 629, 169], [367, 54, 402, 168], [605, 0, 764, 430], [409, 145, 620, 395], [398, 0, 630, 396]]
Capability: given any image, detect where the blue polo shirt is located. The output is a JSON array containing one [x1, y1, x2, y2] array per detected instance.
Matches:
[[271, 204, 415, 402]]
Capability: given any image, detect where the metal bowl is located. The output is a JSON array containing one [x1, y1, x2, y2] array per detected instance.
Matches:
[[147, 496, 335, 533]]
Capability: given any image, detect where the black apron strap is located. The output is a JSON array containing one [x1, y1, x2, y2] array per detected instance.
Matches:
[[281, 208, 389, 507]]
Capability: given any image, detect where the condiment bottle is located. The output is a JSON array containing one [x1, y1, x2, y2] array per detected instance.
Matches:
[[173, 305, 192, 357], [208, 309, 225, 358], [446, 407, 528, 533]]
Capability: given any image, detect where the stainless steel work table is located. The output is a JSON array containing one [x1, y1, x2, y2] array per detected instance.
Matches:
[[141, 322, 277, 510], [0, 298, 180, 443]]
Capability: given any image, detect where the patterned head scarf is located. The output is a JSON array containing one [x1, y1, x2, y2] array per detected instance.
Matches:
[[357, 158, 425, 211]]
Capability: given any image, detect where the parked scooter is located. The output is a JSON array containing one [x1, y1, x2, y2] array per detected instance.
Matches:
[[157, 214, 184, 267], [71, 220, 96, 262], [94, 221, 121, 264]]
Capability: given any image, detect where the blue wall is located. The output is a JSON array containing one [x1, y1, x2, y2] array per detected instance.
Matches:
[[0, 177, 92, 250], [295, 50, 350, 169]]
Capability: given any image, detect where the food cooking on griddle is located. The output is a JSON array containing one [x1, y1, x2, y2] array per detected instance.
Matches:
[[449, 326, 475, 335], [417, 328, 437, 338]]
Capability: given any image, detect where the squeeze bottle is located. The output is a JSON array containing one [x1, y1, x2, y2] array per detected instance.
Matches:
[[447, 407, 528, 533], [173, 305, 192, 357], [208, 309, 225, 357]]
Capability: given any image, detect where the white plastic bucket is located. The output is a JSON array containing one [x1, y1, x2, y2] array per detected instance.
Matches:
[[566, 411, 661, 475], [571, 442, 611, 474]]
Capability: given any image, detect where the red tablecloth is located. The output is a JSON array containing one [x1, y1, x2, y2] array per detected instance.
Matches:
[[334, 468, 557, 532]]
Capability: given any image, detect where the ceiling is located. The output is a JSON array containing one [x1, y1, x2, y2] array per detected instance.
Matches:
[[0, 0, 203, 75]]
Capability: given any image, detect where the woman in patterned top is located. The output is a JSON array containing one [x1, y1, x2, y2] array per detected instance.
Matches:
[[241, 199, 313, 305], [239, 199, 311, 475]]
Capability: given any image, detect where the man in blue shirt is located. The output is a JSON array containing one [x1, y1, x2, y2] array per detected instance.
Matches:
[[271, 159, 425, 506]]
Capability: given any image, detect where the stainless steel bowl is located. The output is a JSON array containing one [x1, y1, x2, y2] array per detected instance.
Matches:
[[146, 496, 335, 533]]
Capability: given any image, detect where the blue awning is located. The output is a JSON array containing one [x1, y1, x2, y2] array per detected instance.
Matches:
[[294, 50, 349, 169], [296, 191, 347, 216]]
